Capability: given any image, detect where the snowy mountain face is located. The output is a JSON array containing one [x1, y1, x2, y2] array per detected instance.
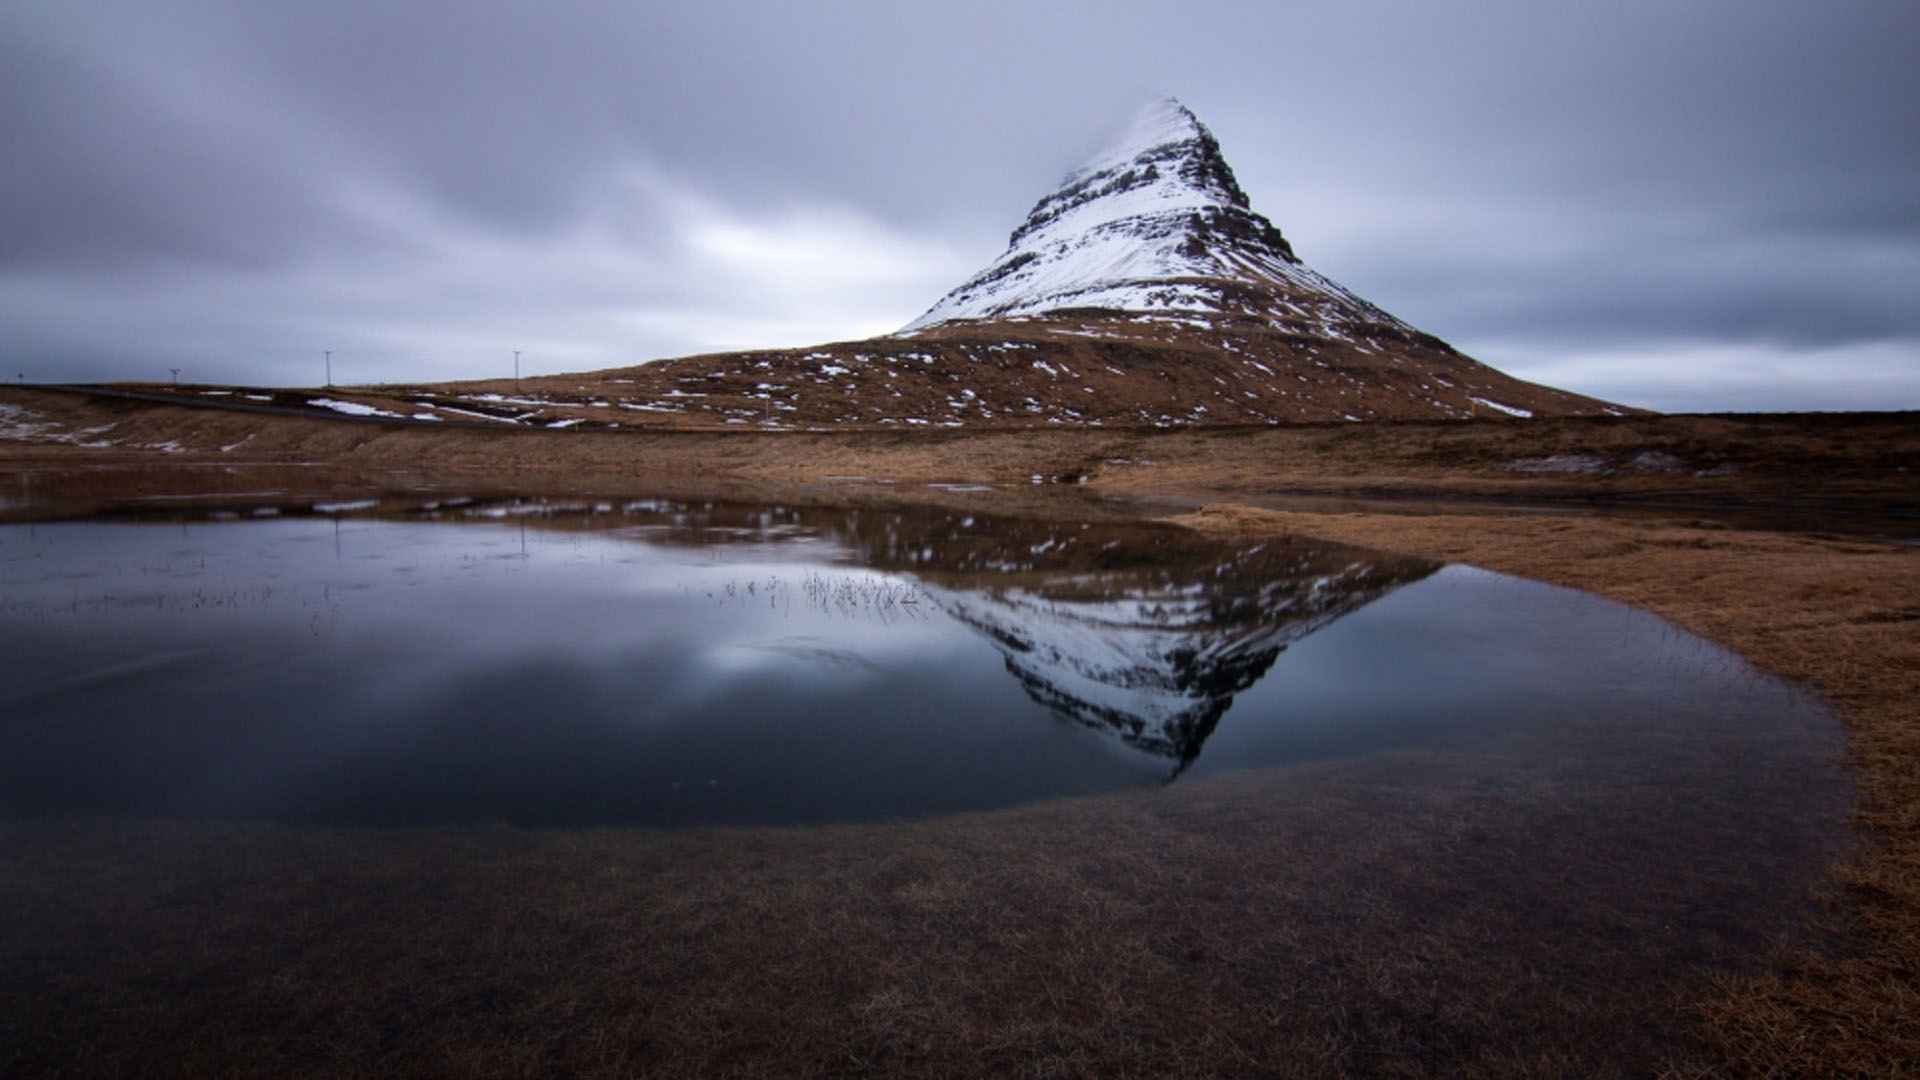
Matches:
[[905, 98, 1399, 333]]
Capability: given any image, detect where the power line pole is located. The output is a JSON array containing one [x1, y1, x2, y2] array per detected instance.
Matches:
[[169, 368, 180, 387], [514, 349, 521, 388], [324, 350, 333, 388]]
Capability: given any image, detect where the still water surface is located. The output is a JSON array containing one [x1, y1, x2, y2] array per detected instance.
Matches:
[[0, 498, 1844, 828]]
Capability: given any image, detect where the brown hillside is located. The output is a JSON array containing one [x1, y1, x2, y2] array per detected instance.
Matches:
[[172, 313, 1632, 435]]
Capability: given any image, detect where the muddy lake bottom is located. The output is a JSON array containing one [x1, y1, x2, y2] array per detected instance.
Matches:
[[0, 495, 1856, 1076]]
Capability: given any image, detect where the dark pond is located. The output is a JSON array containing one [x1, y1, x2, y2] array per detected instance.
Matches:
[[0, 497, 1846, 830]]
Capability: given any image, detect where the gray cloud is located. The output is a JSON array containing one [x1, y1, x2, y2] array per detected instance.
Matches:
[[2, 0, 1916, 409]]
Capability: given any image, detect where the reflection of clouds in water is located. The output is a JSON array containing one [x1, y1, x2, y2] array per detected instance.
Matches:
[[681, 569, 959, 688], [693, 570, 930, 625], [0, 504, 1846, 846], [33, 503, 1442, 781], [716, 637, 887, 676], [0, 648, 213, 709], [8, 500, 1436, 779]]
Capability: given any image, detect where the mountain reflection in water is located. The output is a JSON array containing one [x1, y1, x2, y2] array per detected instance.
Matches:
[[525, 499, 1438, 775], [914, 551, 1434, 775], [0, 495, 1807, 829]]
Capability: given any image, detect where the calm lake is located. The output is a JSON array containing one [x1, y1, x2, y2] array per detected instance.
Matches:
[[0, 497, 1847, 830]]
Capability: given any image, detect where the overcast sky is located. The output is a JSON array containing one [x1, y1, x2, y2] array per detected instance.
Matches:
[[3, 1, 1915, 411]]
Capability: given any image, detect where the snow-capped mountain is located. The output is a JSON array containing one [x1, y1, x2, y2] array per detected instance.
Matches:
[[405, 98, 1636, 427], [905, 98, 1395, 334]]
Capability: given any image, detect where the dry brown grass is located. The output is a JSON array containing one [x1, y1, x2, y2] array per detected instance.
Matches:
[[4, 388, 1917, 517]]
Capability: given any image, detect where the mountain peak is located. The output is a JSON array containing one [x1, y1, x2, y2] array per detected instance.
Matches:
[[1063, 98, 1216, 189], [1059, 98, 1247, 211], [1006, 97, 1261, 247], [904, 97, 1329, 331]]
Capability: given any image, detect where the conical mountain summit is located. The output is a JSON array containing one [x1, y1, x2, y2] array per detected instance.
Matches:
[[907, 98, 1387, 333], [416, 99, 1634, 429]]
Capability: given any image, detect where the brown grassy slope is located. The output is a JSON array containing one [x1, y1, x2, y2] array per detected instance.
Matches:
[[1172, 505, 1920, 1075], [112, 313, 1629, 432], [522, 315, 1630, 428]]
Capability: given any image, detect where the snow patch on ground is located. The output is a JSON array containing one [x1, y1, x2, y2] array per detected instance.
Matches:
[[434, 405, 522, 423], [1505, 454, 1611, 475], [308, 398, 403, 419], [1469, 397, 1533, 418], [461, 393, 561, 407], [1629, 451, 1686, 472], [0, 404, 119, 447]]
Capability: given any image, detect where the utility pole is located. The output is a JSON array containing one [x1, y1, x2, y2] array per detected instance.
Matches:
[[169, 368, 180, 387], [514, 349, 521, 388], [325, 350, 333, 388]]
